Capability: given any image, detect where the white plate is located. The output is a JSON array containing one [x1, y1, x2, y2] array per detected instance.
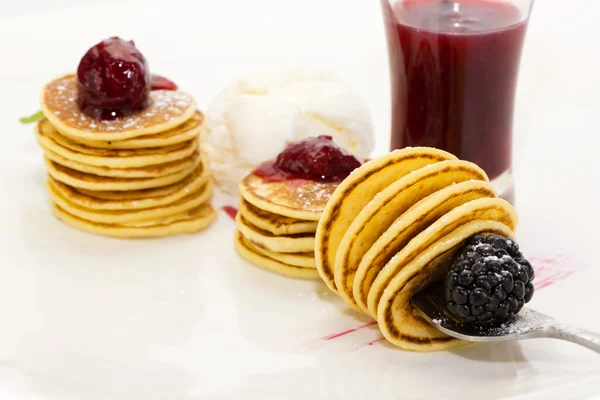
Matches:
[[1, 0, 600, 398]]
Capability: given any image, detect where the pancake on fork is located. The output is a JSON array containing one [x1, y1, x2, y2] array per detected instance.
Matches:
[[353, 180, 498, 315], [235, 136, 364, 279], [333, 159, 488, 312], [314, 148, 521, 351], [377, 220, 515, 351], [34, 37, 215, 238], [315, 147, 457, 293]]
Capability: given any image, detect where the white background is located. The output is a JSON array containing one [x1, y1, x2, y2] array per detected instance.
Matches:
[[1, 0, 600, 399]]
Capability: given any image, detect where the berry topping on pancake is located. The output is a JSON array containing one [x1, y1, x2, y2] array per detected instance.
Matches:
[[77, 37, 150, 119], [254, 135, 363, 182]]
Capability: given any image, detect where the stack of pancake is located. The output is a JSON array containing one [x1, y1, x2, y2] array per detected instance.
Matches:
[[315, 147, 518, 351], [234, 172, 338, 279], [35, 74, 216, 238]]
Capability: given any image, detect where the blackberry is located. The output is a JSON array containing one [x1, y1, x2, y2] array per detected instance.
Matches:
[[444, 234, 535, 325]]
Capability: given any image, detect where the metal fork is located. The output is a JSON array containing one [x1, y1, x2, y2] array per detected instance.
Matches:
[[412, 284, 600, 354]]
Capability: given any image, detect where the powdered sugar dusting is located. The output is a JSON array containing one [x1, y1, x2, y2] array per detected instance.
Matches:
[[246, 173, 337, 216], [483, 308, 553, 336], [294, 181, 335, 212], [43, 75, 194, 134], [483, 254, 513, 265]]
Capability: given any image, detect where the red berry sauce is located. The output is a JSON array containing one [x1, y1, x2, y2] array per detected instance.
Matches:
[[76, 37, 150, 120], [221, 205, 238, 221], [151, 74, 178, 91], [254, 136, 364, 183]]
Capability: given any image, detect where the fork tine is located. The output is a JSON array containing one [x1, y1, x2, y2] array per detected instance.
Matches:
[[412, 285, 551, 342]]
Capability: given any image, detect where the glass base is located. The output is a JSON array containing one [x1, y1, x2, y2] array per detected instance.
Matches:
[[491, 168, 515, 205]]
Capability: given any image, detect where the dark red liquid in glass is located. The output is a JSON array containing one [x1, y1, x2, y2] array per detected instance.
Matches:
[[383, 0, 528, 179]]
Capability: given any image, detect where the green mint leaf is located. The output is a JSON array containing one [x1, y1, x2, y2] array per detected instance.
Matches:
[[19, 110, 44, 124]]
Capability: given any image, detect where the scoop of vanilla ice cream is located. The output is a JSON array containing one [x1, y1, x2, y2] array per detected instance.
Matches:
[[202, 67, 374, 194]]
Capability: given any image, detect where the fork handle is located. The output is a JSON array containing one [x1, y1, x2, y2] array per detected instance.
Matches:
[[544, 323, 600, 354]]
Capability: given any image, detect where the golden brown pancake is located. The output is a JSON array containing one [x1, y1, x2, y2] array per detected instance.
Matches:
[[312, 148, 522, 351], [37, 118, 193, 156], [69, 111, 205, 149], [376, 220, 515, 351], [41, 147, 201, 179], [367, 197, 517, 317], [353, 180, 497, 315], [248, 244, 316, 268], [47, 178, 212, 225], [333, 160, 488, 311], [240, 173, 338, 221], [238, 199, 318, 235], [74, 163, 205, 200], [41, 75, 196, 141], [52, 203, 216, 238], [36, 74, 214, 239], [45, 156, 201, 191], [315, 147, 456, 293], [236, 213, 315, 253], [234, 231, 320, 279], [36, 121, 198, 168], [47, 164, 209, 211]]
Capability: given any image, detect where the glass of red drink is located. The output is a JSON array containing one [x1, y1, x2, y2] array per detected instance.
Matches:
[[381, 0, 534, 202]]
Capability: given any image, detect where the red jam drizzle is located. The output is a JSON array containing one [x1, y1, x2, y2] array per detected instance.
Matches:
[[221, 206, 238, 220], [151, 75, 178, 91]]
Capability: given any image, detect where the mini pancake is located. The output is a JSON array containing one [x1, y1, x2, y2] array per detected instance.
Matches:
[[69, 111, 206, 149], [45, 156, 200, 192], [238, 199, 318, 235], [52, 203, 216, 238], [47, 164, 209, 211], [37, 118, 193, 157], [41, 75, 197, 141], [236, 214, 315, 253], [333, 160, 488, 312], [377, 220, 515, 351], [119, 206, 212, 227], [41, 146, 201, 179], [249, 244, 316, 268], [315, 147, 456, 293], [47, 178, 212, 225], [234, 231, 320, 279], [353, 180, 498, 315], [36, 121, 198, 168], [367, 197, 518, 317], [240, 174, 338, 221], [75, 165, 205, 200]]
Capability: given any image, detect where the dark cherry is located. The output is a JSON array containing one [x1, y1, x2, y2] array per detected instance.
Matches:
[[254, 136, 363, 183], [76, 37, 150, 119], [151, 74, 178, 91]]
